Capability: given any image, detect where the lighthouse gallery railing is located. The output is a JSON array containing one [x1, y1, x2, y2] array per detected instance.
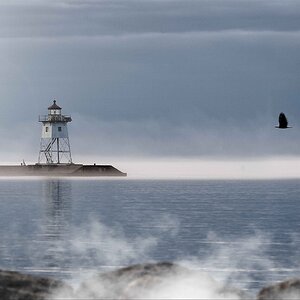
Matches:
[[38, 115, 72, 122]]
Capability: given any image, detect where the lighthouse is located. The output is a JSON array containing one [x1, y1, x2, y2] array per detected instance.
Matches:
[[0, 99, 126, 176], [38, 100, 72, 164]]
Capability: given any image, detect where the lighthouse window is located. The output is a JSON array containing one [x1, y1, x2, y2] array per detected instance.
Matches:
[[45, 127, 49, 132], [58, 127, 62, 132]]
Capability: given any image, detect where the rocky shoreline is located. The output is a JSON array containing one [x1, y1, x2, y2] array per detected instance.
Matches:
[[1, 262, 299, 299]]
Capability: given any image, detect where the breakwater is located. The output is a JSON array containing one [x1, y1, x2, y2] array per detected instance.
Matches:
[[0, 164, 127, 177]]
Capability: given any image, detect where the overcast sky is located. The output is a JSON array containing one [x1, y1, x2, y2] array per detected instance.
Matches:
[[0, 0, 300, 164]]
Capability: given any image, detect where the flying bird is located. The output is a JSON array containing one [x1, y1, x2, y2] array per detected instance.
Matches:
[[275, 112, 292, 129]]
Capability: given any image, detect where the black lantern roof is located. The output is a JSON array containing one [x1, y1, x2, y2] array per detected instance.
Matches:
[[48, 100, 61, 110]]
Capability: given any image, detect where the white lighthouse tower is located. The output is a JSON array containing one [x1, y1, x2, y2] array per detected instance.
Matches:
[[38, 100, 72, 164]]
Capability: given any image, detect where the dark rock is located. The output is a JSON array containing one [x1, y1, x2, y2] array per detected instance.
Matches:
[[102, 262, 188, 298], [77, 262, 246, 299], [0, 270, 70, 300], [257, 278, 300, 300], [0, 263, 254, 299], [76, 262, 186, 299]]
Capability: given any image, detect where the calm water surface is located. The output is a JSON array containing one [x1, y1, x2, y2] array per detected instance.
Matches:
[[0, 179, 299, 292]]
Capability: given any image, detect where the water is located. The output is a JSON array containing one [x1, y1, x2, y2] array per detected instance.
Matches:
[[0, 178, 299, 294]]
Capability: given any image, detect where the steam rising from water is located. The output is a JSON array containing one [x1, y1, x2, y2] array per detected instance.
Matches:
[[70, 219, 157, 266], [46, 218, 297, 299]]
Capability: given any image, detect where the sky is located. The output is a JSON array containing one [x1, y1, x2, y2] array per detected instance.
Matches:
[[0, 0, 300, 177]]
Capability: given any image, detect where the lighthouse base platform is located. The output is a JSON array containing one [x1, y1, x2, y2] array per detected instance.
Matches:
[[0, 164, 127, 177]]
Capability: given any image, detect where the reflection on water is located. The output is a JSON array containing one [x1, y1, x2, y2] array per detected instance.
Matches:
[[37, 180, 73, 277], [42, 180, 72, 240]]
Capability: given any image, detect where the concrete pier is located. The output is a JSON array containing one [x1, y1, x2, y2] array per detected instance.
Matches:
[[0, 164, 127, 177]]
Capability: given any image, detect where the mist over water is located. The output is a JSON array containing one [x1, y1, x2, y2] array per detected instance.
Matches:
[[0, 179, 299, 298]]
